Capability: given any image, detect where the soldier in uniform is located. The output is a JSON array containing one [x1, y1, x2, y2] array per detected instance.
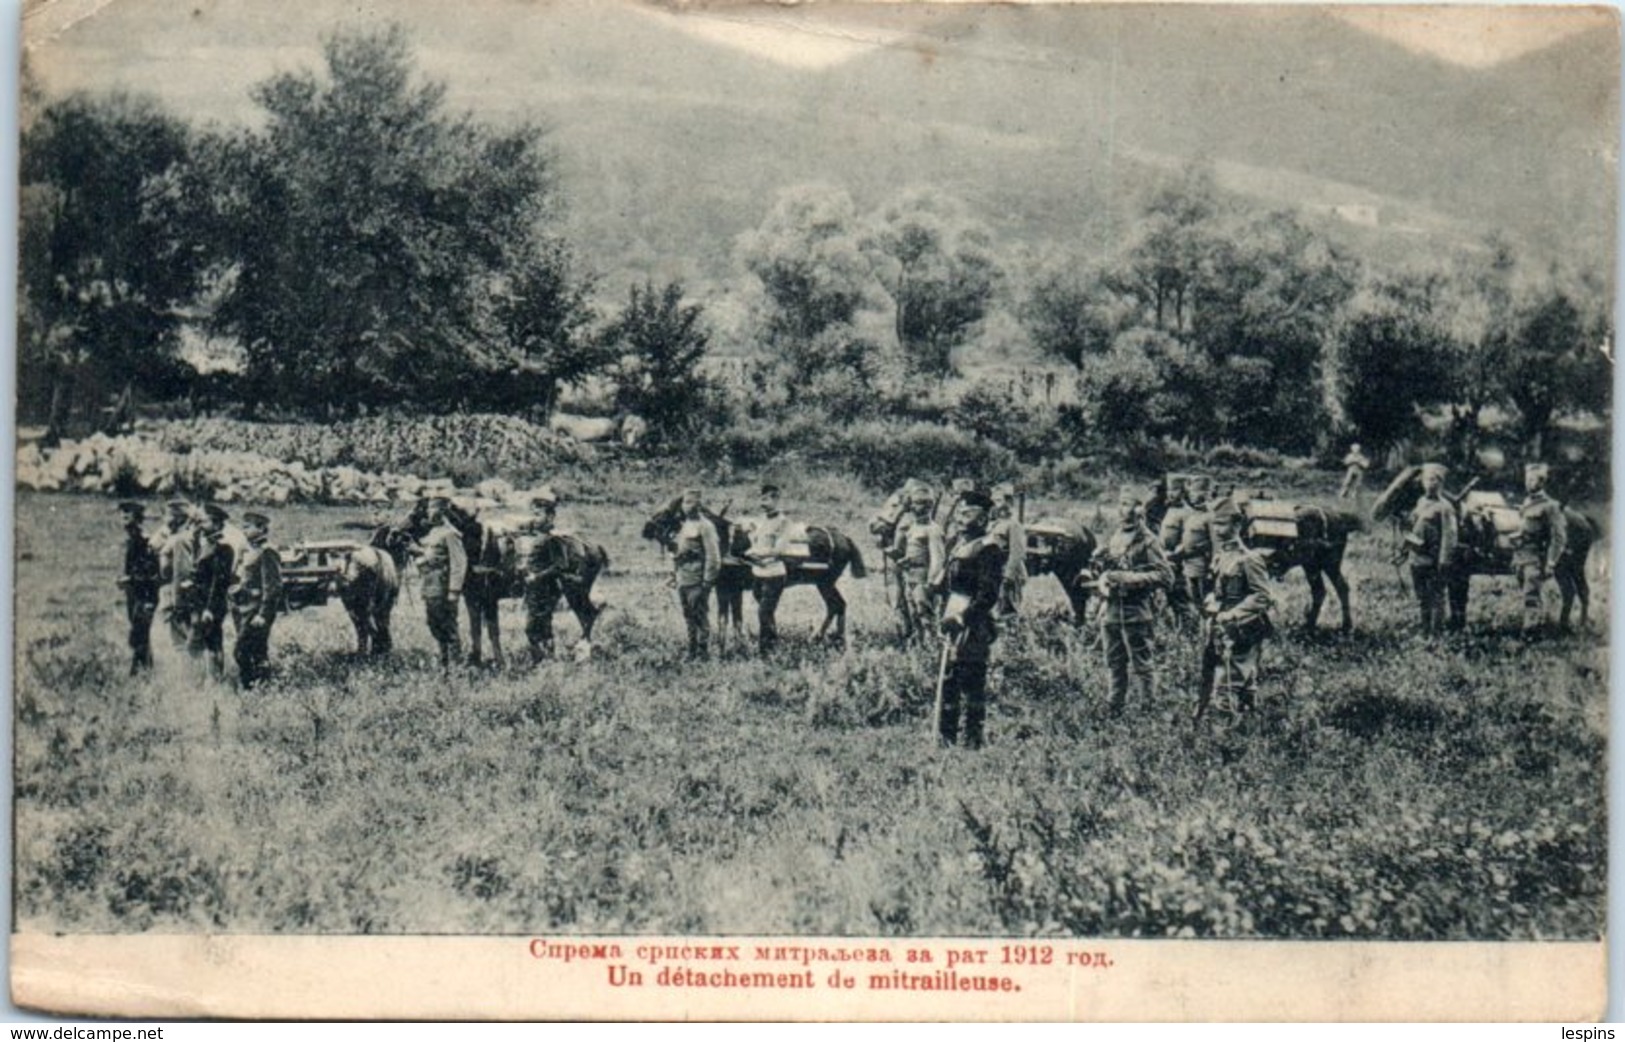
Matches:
[[1199, 498, 1275, 718], [1405, 462, 1458, 636], [522, 486, 566, 663], [1338, 442, 1372, 501], [747, 483, 791, 655], [1174, 475, 1215, 620], [157, 499, 201, 650], [1082, 486, 1174, 714], [1514, 462, 1568, 637], [672, 488, 721, 660], [117, 501, 162, 675], [888, 481, 945, 645], [989, 483, 1027, 617], [229, 511, 283, 689], [189, 503, 235, 679], [935, 487, 1008, 750], [417, 494, 469, 669], [1157, 475, 1192, 622]]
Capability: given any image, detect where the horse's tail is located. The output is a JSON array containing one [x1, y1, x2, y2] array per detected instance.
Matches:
[[842, 530, 868, 579]]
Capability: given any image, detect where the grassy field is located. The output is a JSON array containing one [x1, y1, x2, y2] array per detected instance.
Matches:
[[12, 477, 1608, 938]]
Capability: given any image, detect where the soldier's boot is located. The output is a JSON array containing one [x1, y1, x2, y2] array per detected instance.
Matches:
[[963, 704, 987, 751], [528, 640, 553, 666]]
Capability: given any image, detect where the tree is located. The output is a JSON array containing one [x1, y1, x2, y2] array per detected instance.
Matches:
[[1328, 272, 1457, 459], [738, 184, 876, 346], [1507, 289, 1604, 458], [864, 188, 1002, 378], [1019, 257, 1135, 369], [19, 91, 207, 434], [1113, 163, 1225, 334], [604, 281, 715, 443], [210, 25, 590, 415]]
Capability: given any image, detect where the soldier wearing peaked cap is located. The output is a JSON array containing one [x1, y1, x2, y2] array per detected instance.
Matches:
[[1082, 485, 1174, 714], [1199, 497, 1275, 718], [1515, 462, 1568, 637], [988, 482, 1027, 618], [747, 482, 793, 655], [229, 511, 283, 689], [189, 504, 235, 678], [672, 488, 721, 660], [889, 481, 945, 646], [522, 485, 602, 663], [1157, 475, 1194, 623], [117, 501, 161, 676], [1175, 475, 1216, 623], [158, 498, 202, 650], [933, 486, 1008, 750], [417, 494, 468, 669], [1405, 463, 1457, 636]]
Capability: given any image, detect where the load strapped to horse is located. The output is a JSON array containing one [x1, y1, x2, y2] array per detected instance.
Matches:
[[1232, 490, 1362, 632]]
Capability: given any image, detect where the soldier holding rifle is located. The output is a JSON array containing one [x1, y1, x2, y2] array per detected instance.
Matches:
[[116, 501, 162, 676], [1198, 498, 1275, 718], [933, 487, 1007, 750]]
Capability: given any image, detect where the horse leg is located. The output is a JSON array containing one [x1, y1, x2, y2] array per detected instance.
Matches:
[[347, 604, 370, 657], [464, 590, 484, 666], [375, 600, 394, 656], [1558, 563, 1586, 631], [1327, 561, 1353, 634], [818, 584, 847, 645], [1303, 568, 1326, 632], [566, 586, 597, 642], [486, 599, 506, 668], [1065, 580, 1090, 628]]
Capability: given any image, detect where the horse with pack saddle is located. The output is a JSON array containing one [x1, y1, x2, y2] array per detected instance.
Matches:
[[1230, 492, 1364, 633]]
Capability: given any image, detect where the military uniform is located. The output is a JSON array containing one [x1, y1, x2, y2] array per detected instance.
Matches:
[[1088, 518, 1174, 712], [937, 505, 1007, 749], [1514, 476, 1568, 636], [118, 504, 161, 675], [672, 504, 721, 659], [1338, 447, 1371, 501], [229, 514, 283, 689], [1406, 481, 1458, 635], [189, 507, 236, 678], [1174, 488, 1214, 617], [418, 515, 469, 667], [1201, 514, 1275, 716], [748, 508, 791, 654], [1157, 482, 1193, 621], [989, 487, 1027, 617], [157, 502, 201, 649], [890, 503, 945, 644]]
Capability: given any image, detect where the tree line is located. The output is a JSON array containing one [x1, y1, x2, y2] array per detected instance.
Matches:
[[19, 25, 1611, 467]]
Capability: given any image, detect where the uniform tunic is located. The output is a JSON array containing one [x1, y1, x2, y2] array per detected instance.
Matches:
[[890, 512, 944, 643], [1175, 506, 1214, 609], [121, 522, 162, 674], [989, 514, 1027, 615], [1090, 522, 1174, 710], [937, 528, 1007, 748], [1201, 543, 1275, 714], [189, 532, 235, 674], [229, 537, 283, 688], [1515, 490, 1569, 633], [672, 514, 721, 658], [749, 512, 791, 653], [418, 522, 468, 665], [524, 527, 601, 659], [1406, 494, 1458, 634], [158, 521, 201, 648]]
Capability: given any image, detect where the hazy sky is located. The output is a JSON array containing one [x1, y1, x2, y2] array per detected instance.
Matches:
[[25, 0, 1615, 124]]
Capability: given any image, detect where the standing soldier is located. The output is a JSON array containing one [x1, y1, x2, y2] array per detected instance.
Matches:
[[1338, 442, 1372, 501], [1082, 486, 1174, 715], [1405, 462, 1458, 636], [522, 486, 604, 663], [157, 499, 201, 651], [189, 504, 235, 679], [417, 494, 468, 669], [1175, 475, 1215, 619], [989, 483, 1027, 618], [889, 481, 945, 645], [1157, 475, 1192, 622], [1514, 462, 1568, 637], [1199, 498, 1275, 718], [229, 511, 283, 689], [672, 488, 721, 660], [934, 488, 1008, 750], [747, 482, 791, 656], [117, 501, 162, 676]]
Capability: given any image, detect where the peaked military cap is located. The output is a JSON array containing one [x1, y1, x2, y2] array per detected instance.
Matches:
[[242, 511, 271, 529], [1419, 462, 1449, 481], [117, 501, 145, 519], [760, 482, 781, 496], [991, 481, 1016, 499], [1118, 485, 1146, 504], [531, 485, 559, 508], [203, 504, 230, 523], [1524, 461, 1551, 479]]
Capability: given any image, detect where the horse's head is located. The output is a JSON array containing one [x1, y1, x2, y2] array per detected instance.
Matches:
[[642, 497, 684, 550], [371, 523, 418, 567]]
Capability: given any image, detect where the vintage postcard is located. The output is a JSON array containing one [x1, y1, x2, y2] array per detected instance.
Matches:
[[11, 0, 1615, 1021]]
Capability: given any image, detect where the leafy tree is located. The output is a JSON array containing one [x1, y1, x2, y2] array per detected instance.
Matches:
[[1113, 163, 1225, 334], [1507, 289, 1605, 457], [864, 188, 1002, 377], [19, 91, 207, 435], [1328, 272, 1457, 458], [738, 184, 875, 345], [210, 24, 590, 415], [1019, 257, 1135, 369], [604, 280, 715, 442]]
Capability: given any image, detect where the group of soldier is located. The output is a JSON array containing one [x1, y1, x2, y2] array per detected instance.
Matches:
[[882, 476, 1272, 749], [114, 454, 1582, 752], [117, 498, 283, 688]]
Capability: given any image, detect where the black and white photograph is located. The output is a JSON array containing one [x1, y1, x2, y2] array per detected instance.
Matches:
[[10, 0, 1616, 1020]]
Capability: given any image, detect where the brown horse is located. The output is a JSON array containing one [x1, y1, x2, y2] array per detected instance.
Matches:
[[1240, 499, 1364, 632]]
